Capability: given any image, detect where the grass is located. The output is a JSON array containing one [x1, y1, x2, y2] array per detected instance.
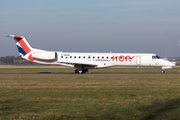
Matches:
[[0, 75, 180, 119], [0, 67, 180, 73]]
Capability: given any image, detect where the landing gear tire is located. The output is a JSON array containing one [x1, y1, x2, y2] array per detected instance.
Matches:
[[75, 69, 79, 74], [82, 69, 88, 73], [75, 69, 88, 74], [161, 70, 165, 74]]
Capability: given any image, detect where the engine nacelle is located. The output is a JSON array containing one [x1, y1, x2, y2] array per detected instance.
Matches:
[[32, 51, 57, 60]]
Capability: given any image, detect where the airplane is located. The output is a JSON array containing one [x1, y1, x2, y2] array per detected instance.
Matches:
[[6, 35, 176, 74]]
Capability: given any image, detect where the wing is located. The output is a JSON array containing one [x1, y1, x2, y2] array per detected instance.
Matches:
[[60, 62, 97, 69]]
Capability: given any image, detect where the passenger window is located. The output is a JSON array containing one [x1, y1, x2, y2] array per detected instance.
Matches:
[[97, 57, 99, 59], [61, 56, 63, 58], [74, 56, 76, 59], [102, 57, 104, 59], [83, 56, 85, 59], [79, 56, 81, 59], [93, 56, 95, 59], [70, 56, 72, 58], [106, 57, 108, 59]]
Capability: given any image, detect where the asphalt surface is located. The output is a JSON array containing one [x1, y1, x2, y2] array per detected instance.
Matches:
[[0, 73, 179, 76]]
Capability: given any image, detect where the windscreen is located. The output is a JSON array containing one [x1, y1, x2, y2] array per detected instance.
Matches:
[[152, 55, 162, 59]]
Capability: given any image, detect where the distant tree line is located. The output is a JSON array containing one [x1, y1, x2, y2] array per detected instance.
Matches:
[[0, 56, 18, 63], [0, 56, 35, 65]]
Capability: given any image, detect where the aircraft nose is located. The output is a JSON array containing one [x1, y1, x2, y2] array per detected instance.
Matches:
[[169, 61, 176, 67], [172, 62, 176, 66]]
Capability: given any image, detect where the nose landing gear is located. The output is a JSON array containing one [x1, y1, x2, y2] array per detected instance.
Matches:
[[75, 69, 88, 74], [161, 70, 165, 74]]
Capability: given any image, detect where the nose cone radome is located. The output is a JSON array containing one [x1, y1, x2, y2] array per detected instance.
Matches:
[[160, 60, 176, 67], [166, 61, 176, 67], [171, 62, 176, 67]]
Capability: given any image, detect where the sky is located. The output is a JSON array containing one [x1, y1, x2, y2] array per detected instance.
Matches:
[[1, 0, 180, 57]]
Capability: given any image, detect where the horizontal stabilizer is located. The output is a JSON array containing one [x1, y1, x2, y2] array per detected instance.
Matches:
[[6, 35, 23, 39]]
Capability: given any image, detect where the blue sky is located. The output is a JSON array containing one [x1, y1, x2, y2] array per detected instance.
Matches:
[[1, 0, 180, 57]]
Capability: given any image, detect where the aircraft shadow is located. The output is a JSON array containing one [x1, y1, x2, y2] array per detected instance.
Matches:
[[139, 98, 180, 120]]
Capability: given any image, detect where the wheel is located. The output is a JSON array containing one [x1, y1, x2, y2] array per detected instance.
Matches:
[[82, 70, 86, 73], [161, 70, 165, 74], [82, 69, 88, 73], [75, 69, 79, 73]]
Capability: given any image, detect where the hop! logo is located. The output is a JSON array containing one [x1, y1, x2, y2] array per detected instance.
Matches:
[[109, 55, 135, 62]]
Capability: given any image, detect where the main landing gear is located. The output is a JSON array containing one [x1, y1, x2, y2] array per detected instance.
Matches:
[[75, 69, 79, 73], [75, 69, 88, 74]]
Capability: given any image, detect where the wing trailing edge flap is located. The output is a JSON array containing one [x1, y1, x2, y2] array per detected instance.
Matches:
[[61, 62, 97, 68], [74, 63, 97, 69]]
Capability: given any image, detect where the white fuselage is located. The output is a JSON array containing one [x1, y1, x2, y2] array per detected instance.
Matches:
[[30, 51, 175, 70]]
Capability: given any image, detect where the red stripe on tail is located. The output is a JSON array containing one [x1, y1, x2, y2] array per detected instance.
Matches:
[[16, 38, 31, 54]]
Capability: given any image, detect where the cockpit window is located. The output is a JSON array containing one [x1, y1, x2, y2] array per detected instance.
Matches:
[[156, 55, 161, 59], [152, 56, 156, 59], [152, 55, 161, 59]]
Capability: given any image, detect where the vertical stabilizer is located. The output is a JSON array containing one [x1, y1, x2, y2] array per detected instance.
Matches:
[[6, 35, 34, 61]]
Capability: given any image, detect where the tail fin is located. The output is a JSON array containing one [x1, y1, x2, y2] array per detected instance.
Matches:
[[6, 35, 35, 61], [6, 35, 33, 56]]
